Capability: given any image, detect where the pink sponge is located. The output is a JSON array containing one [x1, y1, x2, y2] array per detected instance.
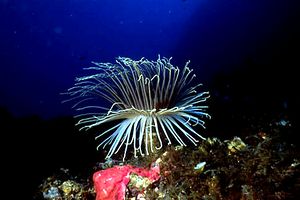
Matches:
[[93, 163, 160, 200]]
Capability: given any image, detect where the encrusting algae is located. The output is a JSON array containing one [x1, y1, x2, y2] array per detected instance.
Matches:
[[36, 119, 300, 199]]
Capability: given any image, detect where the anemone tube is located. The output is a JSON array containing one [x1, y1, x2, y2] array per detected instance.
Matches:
[[65, 56, 211, 161]]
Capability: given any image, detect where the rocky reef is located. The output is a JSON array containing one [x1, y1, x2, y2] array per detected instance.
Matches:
[[34, 117, 299, 200]]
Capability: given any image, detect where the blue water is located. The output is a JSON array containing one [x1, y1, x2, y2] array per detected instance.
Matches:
[[0, 0, 298, 119]]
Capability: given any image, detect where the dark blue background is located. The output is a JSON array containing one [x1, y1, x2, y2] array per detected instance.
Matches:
[[1, 0, 298, 119]]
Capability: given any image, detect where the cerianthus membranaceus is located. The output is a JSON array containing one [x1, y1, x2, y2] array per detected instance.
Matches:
[[65, 56, 211, 161]]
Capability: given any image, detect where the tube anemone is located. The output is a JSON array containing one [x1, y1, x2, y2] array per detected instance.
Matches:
[[65, 56, 211, 161]]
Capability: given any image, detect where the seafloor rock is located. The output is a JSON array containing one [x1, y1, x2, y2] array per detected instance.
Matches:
[[35, 120, 300, 199]]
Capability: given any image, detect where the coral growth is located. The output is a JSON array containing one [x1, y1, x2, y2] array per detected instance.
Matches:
[[35, 120, 300, 199]]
